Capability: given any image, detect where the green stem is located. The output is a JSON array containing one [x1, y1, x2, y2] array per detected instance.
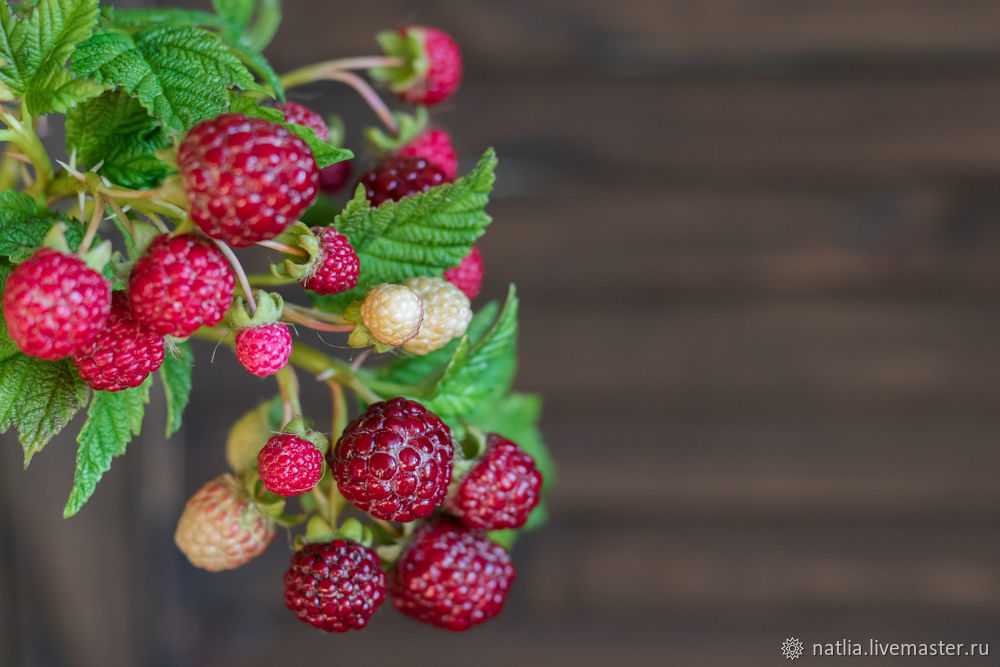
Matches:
[[78, 194, 104, 254], [248, 273, 297, 287], [280, 56, 405, 89], [275, 365, 302, 425], [328, 380, 347, 441], [0, 103, 53, 198]]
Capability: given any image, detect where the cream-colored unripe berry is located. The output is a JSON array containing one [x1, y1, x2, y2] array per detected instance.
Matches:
[[402, 276, 472, 355], [360, 283, 424, 346]]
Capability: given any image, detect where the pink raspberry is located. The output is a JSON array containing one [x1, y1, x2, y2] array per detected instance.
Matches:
[[398, 128, 457, 179], [235, 322, 292, 376], [178, 113, 319, 247], [257, 433, 323, 496], [128, 234, 235, 338], [330, 398, 454, 522], [300, 227, 360, 296], [443, 246, 483, 300], [389, 519, 515, 630], [397, 26, 462, 106], [72, 293, 165, 391], [358, 156, 448, 207], [319, 160, 352, 194], [2, 248, 110, 360], [278, 101, 329, 141]]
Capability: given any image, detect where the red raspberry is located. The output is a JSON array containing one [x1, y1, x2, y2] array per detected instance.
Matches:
[[178, 113, 319, 247], [447, 434, 543, 530], [257, 433, 324, 496], [2, 248, 110, 360], [72, 293, 165, 391], [129, 234, 235, 337], [389, 519, 515, 630], [235, 322, 292, 376], [319, 160, 352, 194], [443, 246, 483, 300], [358, 156, 447, 207], [278, 101, 329, 141], [398, 128, 457, 180], [397, 26, 462, 106], [330, 398, 454, 522], [284, 539, 386, 632], [300, 227, 360, 295]]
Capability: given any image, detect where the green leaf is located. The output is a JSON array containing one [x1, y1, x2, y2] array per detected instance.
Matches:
[[63, 376, 151, 517], [159, 341, 193, 438], [71, 25, 259, 133], [469, 392, 554, 489], [0, 191, 84, 262], [230, 94, 352, 167], [231, 43, 283, 100], [65, 89, 171, 188], [314, 148, 497, 312], [111, 8, 226, 30], [212, 0, 254, 36], [0, 0, 102, 114], [241, 0, 280, 53]]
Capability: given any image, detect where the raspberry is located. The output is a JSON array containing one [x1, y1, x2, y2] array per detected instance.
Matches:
[[398, 128, 457, 180], [444, 246, 484, 300], [359, 283, 423, 347], [397, 26, 462, 106], [358, 156, 447, 207], [278, 101, 329, 141], [72, 292, 165, 391], [2, 248, 110, 360], [178, 113, 319, 247], [257, 433, 324, 496], [401, 276, 471, 355], [174, 473, 276, 571], [389, 519, 515, 630], [284, 540, 386, 632], [319, 160, 352, 194], [330, 398, 454, 522], [447, 434, 543, 530], [300, 227, 360, 296], [235, 322, 292, 376], [129, 234, 235, 337]]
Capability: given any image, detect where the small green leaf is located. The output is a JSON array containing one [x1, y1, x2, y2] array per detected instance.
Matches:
[[469, 392, 554, 489], [0, 193, 85, 263], [63, 376, 151, 517], [159, 340, 193, 438], [230, 95, 352, 167]]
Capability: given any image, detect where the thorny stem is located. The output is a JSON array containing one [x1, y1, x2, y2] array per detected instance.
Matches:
[[0, 102, 53, 197], [275, 365, 302, 425], [279, 57, 405, 89], [78, 194, 104, 254], [281, 68, 398, 134], [257, 239, 309, 257], [105, 197, 135, 238], [212, 239, 257, 315]]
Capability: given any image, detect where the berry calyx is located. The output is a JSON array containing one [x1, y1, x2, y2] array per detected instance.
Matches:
[[401, 276, 471, 355], [129, 234, 235, 337], [2, 248, 111, 360], [358, 156, 447, 207], [257, 432, 324, 496], [278, 101, 329, 141], [359, 283, 423, 347], [389, 519, 515, 630], [300, 227, 360, 296], [72, 292, 165, 391], [447, 434, 543, 530], [174, 473, 276, 571], [178, 113, 319, 247], [444, 246, 484, 300], [284, 539, 386, 632], [330, 397, 454, 522], [397, 26, 462, 106], [235, 322, 293, 376], [398, 128, 457, 179]]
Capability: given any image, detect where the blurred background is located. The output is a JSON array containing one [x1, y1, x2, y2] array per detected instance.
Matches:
[[5, 1, 1000, 665]]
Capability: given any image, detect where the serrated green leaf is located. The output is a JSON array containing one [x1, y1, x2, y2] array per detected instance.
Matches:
[[242, 0, 280, 53], [71, 25, 258, 133], [63, 376, 151, 517], [469, 392, 554, 489], [231, 42, 283, 100], [314, 149, 497, 312], [0, 191, 85, 262], [159, 341, 193, 438], [229, 94, 351, 167], [65, 89, 171, 188], [111, 8, 226, 30]]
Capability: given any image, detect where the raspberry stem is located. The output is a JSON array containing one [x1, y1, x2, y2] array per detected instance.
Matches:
[[282, 69, 399, 134], [247, 273, 297, 287], [328, 380, 347, 440], [0, 102, 53, 197], [78, 193, 104, 254], [212, 239, 257, 315], [257, 239, 309, 257], [283, 308, 354, 333], [279, 57, 406, 89], [275, 365, 302, 425]]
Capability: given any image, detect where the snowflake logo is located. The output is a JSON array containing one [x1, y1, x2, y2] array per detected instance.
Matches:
[[781, 637, 805, 660]]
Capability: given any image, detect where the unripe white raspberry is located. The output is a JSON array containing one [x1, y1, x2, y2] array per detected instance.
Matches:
[[360, 283, 424, 346], [174, 473, 276, 571], [402, 276, 472, 354]]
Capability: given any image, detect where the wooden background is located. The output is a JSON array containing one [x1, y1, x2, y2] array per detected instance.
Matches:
[[5, 1, 1000, 664]]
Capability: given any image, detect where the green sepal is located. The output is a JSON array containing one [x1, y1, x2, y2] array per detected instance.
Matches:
[[78, 239, 112, 274], [370, 27, 428, 93], [364, 107, 428, 153], [225, 395, 283, 472], [40, 222, 73, 255], [280, 416, 330, 456], [304, 515, 335, 544], [334, 517, 374, 548], [268, 222, 320, 281], [227, 290, 283, 329]]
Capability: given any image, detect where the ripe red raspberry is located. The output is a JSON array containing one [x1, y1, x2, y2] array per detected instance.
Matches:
[[319, 160, 352, 194], [178, 113, 319, 247], [398, 128, 457, 180], [2, 248, 110, 360], [284, 539, 386, 632], [300, 227, 360, 295], [330, 398, 454, 522], [358, 156, 447, 207], [389, 519, 515, 630], [174, 473, 276, 571], [235, 322, 292, 376], [397, 26, 462, 106], [129, 234, 235, 337], [447, 434, 543, 530], [257, 433, 323, 496], [278, 101, 329, 141], [443, 246, 483, 300], [72, 293, 165, 391]]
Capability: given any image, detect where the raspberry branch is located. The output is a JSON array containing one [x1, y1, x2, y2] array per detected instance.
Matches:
[[278, 56, 406, 88], [281, 68, 399, 134], [212, 239, 257, 315]]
